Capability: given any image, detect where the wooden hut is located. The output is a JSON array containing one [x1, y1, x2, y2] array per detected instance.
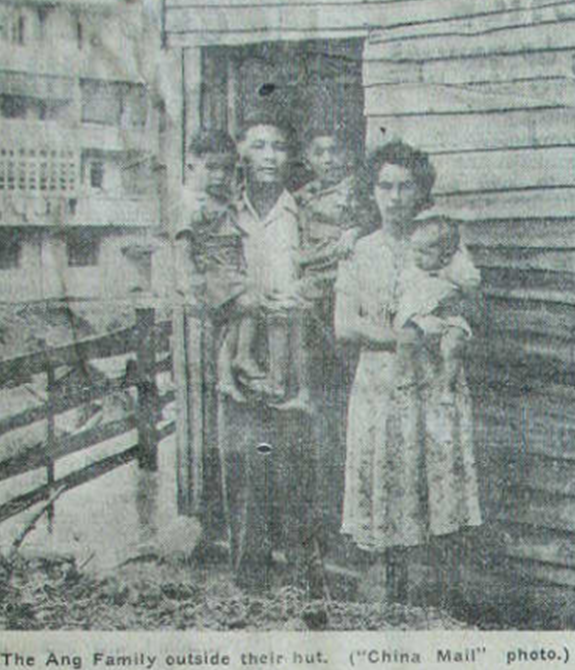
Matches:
[[162, 0, 575, 620]]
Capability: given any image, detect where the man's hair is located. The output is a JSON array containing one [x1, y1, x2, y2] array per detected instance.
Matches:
[[363, 141, 436, 213], [187, 129, 237, 157], [235, 111, 296, 149]]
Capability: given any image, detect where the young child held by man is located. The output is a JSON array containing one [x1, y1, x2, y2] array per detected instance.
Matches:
[[175, 129, 243, 297], [174, 130, 248, 401], [394, 216, 480, 405]]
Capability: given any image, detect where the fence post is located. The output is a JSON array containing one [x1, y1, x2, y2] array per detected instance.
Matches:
[[135, 307, 158, 471], [45, 356, 56, 531]]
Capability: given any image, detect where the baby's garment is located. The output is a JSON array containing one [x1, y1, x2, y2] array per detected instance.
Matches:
[[395, 248, 478, 337]]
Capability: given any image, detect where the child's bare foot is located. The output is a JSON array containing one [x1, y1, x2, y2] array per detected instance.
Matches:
[[396, 378, 417, 391], [243, 376, 268, 397], [439, 386, 456, 406], [233, 355, 266, 381], [267, 380, 287, 405], [217, 380, 246, 404], [272, 388, 313, 414]]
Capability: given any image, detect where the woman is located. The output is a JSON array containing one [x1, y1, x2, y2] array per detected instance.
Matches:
[[335, 141, 482, 604]]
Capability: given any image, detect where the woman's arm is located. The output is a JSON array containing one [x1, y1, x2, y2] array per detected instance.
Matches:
[[337, 315, 397, 351], [335, 257, 396, 350]]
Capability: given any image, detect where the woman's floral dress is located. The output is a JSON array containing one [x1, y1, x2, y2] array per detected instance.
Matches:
[[336, 229, 482, 551]]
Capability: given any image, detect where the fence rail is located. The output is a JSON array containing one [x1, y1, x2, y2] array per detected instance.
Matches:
[[0, 306, 175, 525]]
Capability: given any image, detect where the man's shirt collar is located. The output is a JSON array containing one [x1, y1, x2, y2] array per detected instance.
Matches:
[[237, 187, 298, 225]]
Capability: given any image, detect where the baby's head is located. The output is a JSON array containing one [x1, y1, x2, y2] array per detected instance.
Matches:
[[410, 217, 461, 272]]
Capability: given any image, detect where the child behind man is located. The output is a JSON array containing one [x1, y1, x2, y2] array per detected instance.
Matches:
[[395, 216, 480, 405], [295, 123, 369, 550], [296, 124, 367, 306]]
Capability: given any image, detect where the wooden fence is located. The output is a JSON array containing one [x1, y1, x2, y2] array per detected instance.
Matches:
[[0, 306, 175, 525]]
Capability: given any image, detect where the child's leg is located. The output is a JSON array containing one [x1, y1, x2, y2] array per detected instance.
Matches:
[[233, 314, 266, 381], [275, 310, 313, 412], [292, 310, 312, 404], [439, 326, 467, 404], [217, 322, 245, 403], [266, 311, 290, 402]]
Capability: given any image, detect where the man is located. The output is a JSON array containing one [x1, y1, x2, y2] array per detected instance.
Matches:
[[216, 113, 318, 593]]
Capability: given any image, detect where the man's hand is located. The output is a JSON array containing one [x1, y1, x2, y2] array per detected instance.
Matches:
[[264, 287, 305, 312], [236, 288, 261, 312]]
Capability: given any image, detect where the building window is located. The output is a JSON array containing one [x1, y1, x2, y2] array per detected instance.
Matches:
[[0, 95, 65, 121], [0, 95, 27, 119], [81, 80, 121, 125], [0, 8, 30, 45], [121, 84, 147, 128], [0, 231, 21, 270], [66, 231, 100, 267], [0, 147, 77, 193], [81, 79, 147, 127], [89, 161, 104, 189], [16, 15, 25, 44], [76, 20, 83, 49]]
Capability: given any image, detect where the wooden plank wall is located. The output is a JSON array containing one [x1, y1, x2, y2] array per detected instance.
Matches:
[[365, 1, 575, 588], [162, 0, 575, 591], [164, 0, 378, 46]]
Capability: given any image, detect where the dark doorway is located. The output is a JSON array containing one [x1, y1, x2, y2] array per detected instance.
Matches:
[[200, 39, 365, 188]]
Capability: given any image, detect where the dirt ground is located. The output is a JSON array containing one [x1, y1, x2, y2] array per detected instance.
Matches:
[[0, 553, 473, 631]]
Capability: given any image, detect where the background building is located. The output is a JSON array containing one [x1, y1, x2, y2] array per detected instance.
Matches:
[[0, 0, 166, 302]]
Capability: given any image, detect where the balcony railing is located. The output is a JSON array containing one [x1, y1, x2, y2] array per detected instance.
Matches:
[[0, 137, 160, 228], [0, 146, 78, 196]]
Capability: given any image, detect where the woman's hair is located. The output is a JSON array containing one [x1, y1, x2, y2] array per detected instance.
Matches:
[[187, 129, 237, 158], [363, 141, 436, 214]]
